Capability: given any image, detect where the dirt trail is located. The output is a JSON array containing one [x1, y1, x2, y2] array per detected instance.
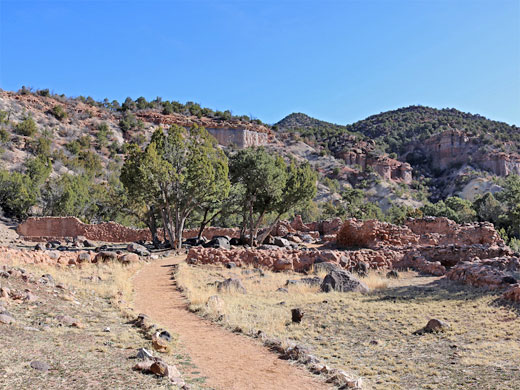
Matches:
[[133, 255, 329, 390]]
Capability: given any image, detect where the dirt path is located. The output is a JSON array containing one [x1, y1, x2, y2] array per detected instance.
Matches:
[[133, 255, 330, 390]]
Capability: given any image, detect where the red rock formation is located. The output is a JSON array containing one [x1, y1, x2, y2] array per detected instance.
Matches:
[[338, 149, 412, 184], [136, 111, 272, 148], [413, 130, 520, 176]]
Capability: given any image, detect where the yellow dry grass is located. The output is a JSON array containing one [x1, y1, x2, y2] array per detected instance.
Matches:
[[176, 263, 520, 390], [5, 257, 141, 311]]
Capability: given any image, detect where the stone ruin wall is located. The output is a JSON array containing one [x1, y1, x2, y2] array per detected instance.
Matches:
[[16, 217, 240, 243], [187, 247, 404, 273]]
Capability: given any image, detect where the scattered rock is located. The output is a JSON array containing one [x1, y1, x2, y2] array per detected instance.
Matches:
[[119, 253, 139, 264], [77, 252, 91, 263], [56, 314, 77, 326], [158, 330, 172, 342], [286, 277, 321, 287], [225, 262, 237, 269], [30, 361, 49, 371], [273, 259, 293, 272], [216, 278, 247, 294], [386, 270, 399, 279], [136, 348, 154, 361], [24, 291, 38, 302], [414, 318, 451, 335], [204, 236, 231, 250], [424, 318, 450, 333], [0, 313, 15, 324], [276, 287, 289, 293], [353, 261, 369, 277], [273, 237, 291, 248], [291, 308, 304, 323], [127, 243, 151, 256], [93, 251, 118, 263], [150, 361, 184, 384], [321, 270, 369, 293], [313, 261, 340, 274], [152, 333, 170, 353]]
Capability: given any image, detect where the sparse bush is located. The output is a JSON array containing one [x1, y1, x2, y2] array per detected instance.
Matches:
[[15, 115, 38, 137], [51, 105, 68, 121], [96, 122, 112, 148], [119, 112, 143, 133], [37, 88, 50, 97], [0, 128, 10, 143]]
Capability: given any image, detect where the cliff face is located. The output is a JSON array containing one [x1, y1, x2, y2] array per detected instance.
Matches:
[[412, 130, 520, 176], [339, 148, 412, 184]]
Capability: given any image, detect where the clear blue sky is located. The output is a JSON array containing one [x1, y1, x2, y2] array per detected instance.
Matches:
[[1, 0, 519, 125]]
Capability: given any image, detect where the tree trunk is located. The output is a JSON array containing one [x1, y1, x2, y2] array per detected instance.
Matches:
[[146, 208, 159, 247], [248, 200, 254, 247], [197, 208, 209, 240], [257, 213, 282, 246], [160, 207, 175, 248]]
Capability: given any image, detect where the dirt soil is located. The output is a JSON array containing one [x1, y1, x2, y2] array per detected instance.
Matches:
[[133, 255, 330, 390]]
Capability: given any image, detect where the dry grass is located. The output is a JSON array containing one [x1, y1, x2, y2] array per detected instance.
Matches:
[[176, 263, 520, 390], [0, 258, 211, 389]]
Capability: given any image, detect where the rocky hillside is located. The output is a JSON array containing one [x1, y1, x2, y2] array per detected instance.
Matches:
[[0, 87, 517, 225], [275, 106, 520, 201]]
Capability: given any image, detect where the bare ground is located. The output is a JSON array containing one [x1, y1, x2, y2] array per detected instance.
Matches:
[[133, 255, 330, 390]]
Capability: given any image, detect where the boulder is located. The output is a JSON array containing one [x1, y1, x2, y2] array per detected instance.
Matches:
[[291, 308, 304, 323], [127, 243, 150, 256], [93, 251, 118, 263], [273, 237, 291, 248], [321, 270, 369, 293], [424, 318, 450, 333], [136, 348, 154, 361], [273, 259, 293, 272], [204, 236, 231, 250], [119, 253, 139, 264], [0, 313, 15, 324], [414, 318, 451, 335], [77, 252, 91, 263], [152, 333, 170, 353], [285, 277, 321, 287], [30, 361, 50, 371], [217, 278, 247, 294], [313, 262, 341, 274]]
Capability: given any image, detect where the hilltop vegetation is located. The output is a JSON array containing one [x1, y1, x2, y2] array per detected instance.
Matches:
[[1, 87, 520, 249]]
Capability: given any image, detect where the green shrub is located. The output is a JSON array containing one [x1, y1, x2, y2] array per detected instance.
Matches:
[[15, 115, 38, 137], [51, 105, 67, 121], [0, 127, 10, 143]]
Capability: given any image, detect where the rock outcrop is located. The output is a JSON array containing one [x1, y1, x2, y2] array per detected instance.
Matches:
[[338, 148, 412, 184], [410, 130, 520, 176]]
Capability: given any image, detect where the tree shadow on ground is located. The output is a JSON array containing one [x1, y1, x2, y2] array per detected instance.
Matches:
[[365, 277, 516, 307]]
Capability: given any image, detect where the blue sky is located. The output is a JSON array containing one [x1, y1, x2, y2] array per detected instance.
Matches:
[[1, 0, 519, 125]]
